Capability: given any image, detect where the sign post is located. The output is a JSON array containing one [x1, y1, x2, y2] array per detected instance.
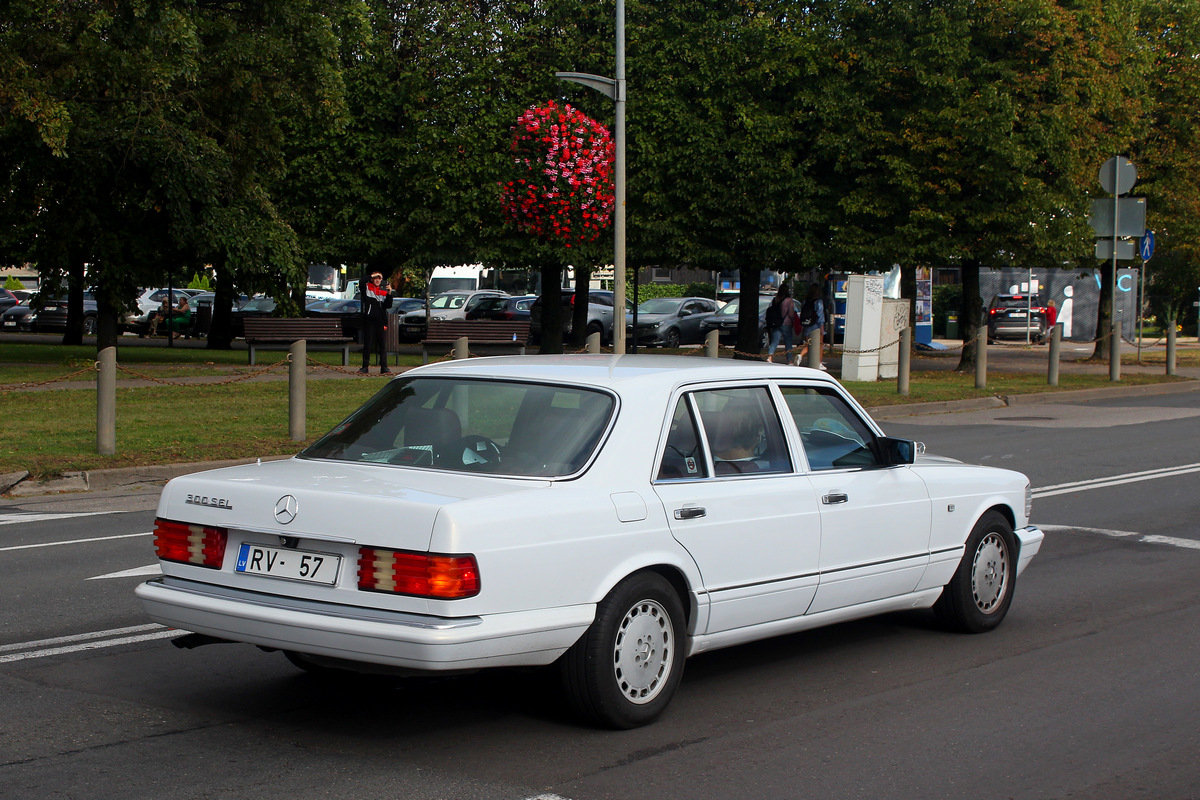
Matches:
[[1090, 156, 1143, 382]]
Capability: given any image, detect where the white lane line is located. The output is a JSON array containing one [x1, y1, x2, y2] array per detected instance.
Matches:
[[0, 531, 152, 553], [0, 511, 117, 526], [0, 623, 166, 653], [0, 629, 183, 664], [87, 564, 162, 580], [1039, 525, 1200, 551], [1033, 463, 1200, 498]]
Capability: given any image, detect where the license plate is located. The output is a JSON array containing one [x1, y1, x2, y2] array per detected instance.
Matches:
[[236, 543, 341, 585], [2, 321, 14, 327]]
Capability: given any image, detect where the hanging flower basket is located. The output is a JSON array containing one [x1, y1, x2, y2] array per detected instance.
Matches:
[[500, 101, 615, 248]]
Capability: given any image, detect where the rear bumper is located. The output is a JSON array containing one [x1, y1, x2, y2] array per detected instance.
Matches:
[[136, 576, 594, 671]]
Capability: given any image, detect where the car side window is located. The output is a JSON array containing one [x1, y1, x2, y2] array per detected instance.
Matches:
[[694, 387, 791, 476], [780, 386, 881, 470]]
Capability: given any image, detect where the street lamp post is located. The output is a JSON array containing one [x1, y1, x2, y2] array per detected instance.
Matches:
[[556, 0, 626, 355]]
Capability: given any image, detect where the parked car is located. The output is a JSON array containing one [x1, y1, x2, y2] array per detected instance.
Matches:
[[700, 295, 775, 352], [465, 294, 537, 322], [391, 297, 426, 315], [398, 290, 509, 341], [628, 296, 721, 348], [0, 289, 23, 315], [229, 295, 277, 338], [136, 355, 1043, 729], [33, 291, 98, 334], [987, 293, 1048, 343], [305, 297, 366, 341], [0, 299, 35, 332], [529, 289, 634, 344]]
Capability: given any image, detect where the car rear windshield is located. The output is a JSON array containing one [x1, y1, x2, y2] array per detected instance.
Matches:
[[301, 377, 616, 478], [993, 295, 1041, 309]]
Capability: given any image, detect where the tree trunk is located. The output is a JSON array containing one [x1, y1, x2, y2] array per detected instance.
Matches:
[[735, 266, 763, 360], [62, 253, 86, 346], [538, 263, 564, 354], [570, 265, 591, 348], [95, 297, 120, 351], [1091, 263, 1114, 361], [954, 259, 983, 371], [207, 257, 235, 350]]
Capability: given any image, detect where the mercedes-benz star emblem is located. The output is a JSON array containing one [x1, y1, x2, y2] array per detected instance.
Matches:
[[273, 495, 298, 525]]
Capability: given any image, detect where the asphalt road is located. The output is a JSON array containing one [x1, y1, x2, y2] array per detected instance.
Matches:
[[2, 389, 1199, 800]]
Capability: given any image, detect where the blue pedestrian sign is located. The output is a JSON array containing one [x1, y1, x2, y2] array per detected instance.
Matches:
[[1140, 229, 1155, 261]]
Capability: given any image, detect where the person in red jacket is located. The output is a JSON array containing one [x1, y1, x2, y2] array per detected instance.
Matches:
[[359, 271, 393, 374]]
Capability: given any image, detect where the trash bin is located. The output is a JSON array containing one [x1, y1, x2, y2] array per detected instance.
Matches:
[[194, 304, 213, 338], [945, 314, 958, 339]]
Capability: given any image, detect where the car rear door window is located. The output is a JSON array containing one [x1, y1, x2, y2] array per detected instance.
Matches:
[[693, 387, 791, 476]]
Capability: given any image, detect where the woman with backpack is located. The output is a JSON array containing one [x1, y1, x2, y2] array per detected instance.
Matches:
[[765, 284, 796, 363]]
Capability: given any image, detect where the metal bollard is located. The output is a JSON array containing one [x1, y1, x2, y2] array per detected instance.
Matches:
[[1110, 323, 1121, 382], [1047, 323, 1061, 386], [806, 329, 822, 369], [97, 346, 116, 455], [706, 330, 720, 358], [975, 325, 987, 389], [898, 327, 911, 396], [289, 340, 306, 442], [1167, 324, 1177, 376], [587, 331, 601, 353], [454, 336, 469, 360]]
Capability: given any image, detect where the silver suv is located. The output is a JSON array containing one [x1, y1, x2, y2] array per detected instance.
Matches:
[[398, 290, 509, 341]]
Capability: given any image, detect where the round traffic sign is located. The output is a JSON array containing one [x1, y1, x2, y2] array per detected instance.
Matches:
[[1099, 156, 1137, 195]]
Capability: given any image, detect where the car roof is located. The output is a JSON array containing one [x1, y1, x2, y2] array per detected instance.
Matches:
[[403, 354, 838, 392]]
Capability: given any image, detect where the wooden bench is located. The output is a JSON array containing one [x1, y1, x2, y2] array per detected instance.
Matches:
[[242, 317, 354, 365], [422, 320, 531, 363]]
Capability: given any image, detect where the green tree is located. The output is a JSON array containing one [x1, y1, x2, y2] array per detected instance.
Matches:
[[809, 0, 1147, 368], [626, 0, 825, 357], [1133, 0, 1200, 334]]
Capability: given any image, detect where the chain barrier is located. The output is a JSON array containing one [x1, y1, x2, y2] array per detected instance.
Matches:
[[0, 365, 97, 395], [115, 357, 291, 386]]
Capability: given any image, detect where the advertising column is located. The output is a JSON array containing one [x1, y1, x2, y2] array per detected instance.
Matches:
[[842, 275, 884, 381]]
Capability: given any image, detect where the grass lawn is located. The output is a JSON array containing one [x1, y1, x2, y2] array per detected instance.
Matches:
[[0, 339, 1193, 479]]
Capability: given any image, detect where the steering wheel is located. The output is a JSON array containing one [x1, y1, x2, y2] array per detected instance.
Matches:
[[442, 434, 502, 467]]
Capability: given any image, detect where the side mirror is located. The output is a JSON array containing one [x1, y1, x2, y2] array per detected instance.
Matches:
[[879, 436, 917, 465]]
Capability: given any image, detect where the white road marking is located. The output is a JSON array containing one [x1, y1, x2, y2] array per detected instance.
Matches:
[[1033, 463, 1200, 498], [0, 511, 117, 526], [87, 564, 162, 580], [1039, 525, 1200, 550], [0, 623, 184, 664], [0, 531, 152, 553]]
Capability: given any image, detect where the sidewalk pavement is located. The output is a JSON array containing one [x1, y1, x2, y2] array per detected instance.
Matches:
[[3, 334, 1198, 498]]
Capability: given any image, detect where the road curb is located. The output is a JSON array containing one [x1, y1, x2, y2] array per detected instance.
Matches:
[[3, 457, 290, 498]]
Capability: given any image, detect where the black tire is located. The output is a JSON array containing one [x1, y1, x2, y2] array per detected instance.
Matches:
[[935, 510, 1017, 633], [664, 328, 681, 349], [560, 572, 686, 729], [82, 315, 97, 335]]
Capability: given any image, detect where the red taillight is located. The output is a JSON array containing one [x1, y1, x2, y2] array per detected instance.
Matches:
[[153, 519, 228, 569], [357, 548, 480, 598]]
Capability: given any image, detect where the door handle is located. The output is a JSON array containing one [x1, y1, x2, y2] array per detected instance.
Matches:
[[822, 492, 849, 505], [674, 507, 706, 520]]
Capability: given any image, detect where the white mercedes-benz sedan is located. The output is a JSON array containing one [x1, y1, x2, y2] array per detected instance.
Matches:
[[136, 355, 1043, 728]]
